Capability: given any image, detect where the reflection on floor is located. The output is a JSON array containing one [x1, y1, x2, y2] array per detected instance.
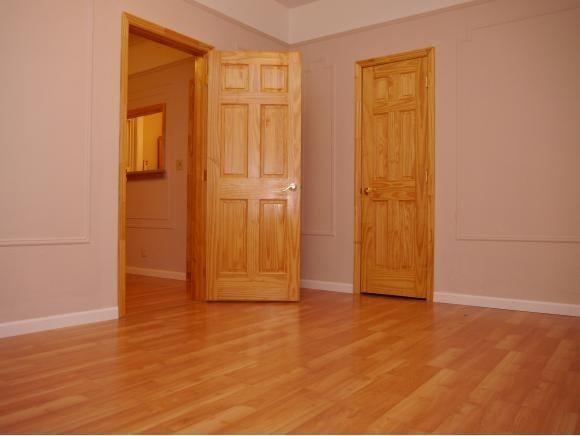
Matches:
[[0, 274, 578, 433]]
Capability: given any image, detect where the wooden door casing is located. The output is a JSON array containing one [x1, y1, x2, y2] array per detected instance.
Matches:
[[207, 51, 301, 301], [356, 48, 434, 299], [118, 13, 213, 315]]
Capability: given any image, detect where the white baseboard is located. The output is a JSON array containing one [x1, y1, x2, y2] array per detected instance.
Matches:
[[301, 279, 353, 293], [126, 266, 186, 281], [434, 292, 580, 317], [299, 280, 579, 316], [0, 307, 118, 339]]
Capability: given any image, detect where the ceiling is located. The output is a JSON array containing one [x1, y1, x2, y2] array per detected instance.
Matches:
[[273, 0, 317, 7], [127, 32, 194, 75], [189, 0, 475, 44], [128, 34, 148, 47]]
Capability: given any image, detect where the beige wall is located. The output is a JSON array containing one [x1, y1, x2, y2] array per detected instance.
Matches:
[[0, 0, 285, 323], [126, 59, 194, 275], [297, 0, 580, 304]]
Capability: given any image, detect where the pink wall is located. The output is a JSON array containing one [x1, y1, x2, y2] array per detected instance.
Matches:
[[126, 59, 195, 276], [0, 0, 285, 323], [297, 0, 580, 304]]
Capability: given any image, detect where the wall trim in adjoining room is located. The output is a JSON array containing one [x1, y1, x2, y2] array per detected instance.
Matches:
[[126, 266, 187, 281], [434, 292, 580, 317], [0, 307, 118, 339], [301, 279, 353, 293]]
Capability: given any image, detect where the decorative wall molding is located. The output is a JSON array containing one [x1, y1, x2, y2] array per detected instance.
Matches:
[[301, 279, 353, 293], [126, 266, 186, 281], [435, 291, 580, 317], [126, 216, 176, 230], [301, 57, 336, 237], [455, 6, 580, 244], [0, 306, 118, 339], [0, 236, 91, 247], [0, 0, 94, 248], [457, 233, 580, 243]]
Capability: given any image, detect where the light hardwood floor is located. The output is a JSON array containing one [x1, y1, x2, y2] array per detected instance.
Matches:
[[0, 275, 578, 433]]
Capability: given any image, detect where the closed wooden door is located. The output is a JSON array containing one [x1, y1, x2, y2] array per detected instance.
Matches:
[[206, 51, 301, 301], [359, 49, 434, 299]]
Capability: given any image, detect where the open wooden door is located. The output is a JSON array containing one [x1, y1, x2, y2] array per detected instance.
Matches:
[[206, 51, 301, 301]]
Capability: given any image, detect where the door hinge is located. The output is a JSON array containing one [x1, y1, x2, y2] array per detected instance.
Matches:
[[425, 76, 429, 88], [204, 169, 207, 181]]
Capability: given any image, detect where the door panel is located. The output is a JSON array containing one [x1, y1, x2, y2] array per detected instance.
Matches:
[[261, 105, 288, 177], [207, 51, 301, 301], [218, 199, 248, 274], [221, 104, 248, 176], [361, 52, 433, 299], [259, 200, 287, 273]]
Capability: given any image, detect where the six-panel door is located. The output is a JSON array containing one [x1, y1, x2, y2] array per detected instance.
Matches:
[[207, 51, 301, 301], [361, 54, 433, 298]]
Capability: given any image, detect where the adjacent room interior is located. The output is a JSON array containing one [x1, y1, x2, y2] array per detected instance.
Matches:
[[0, 0, 578, 434], [124, 32, 194, 314]]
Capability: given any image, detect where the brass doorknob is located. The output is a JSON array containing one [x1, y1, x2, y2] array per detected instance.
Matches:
[[363, 187, 374, 195], [281, 182, 297, 192]]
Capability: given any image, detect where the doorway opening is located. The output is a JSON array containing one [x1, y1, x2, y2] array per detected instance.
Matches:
[[354, 48, 435, 300], [118, 13, 212, 316]]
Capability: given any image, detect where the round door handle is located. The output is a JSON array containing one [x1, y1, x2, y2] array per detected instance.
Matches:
[[363, 187, 374, 195]]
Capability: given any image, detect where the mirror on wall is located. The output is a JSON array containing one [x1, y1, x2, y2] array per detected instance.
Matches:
[[126, 104, 166, 176]]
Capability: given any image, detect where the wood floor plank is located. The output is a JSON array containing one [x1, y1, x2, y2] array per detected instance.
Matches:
[[0, 274, 578, 434]]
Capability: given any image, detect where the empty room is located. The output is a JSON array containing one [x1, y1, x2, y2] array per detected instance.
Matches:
[[0, 0, 578, 434]]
